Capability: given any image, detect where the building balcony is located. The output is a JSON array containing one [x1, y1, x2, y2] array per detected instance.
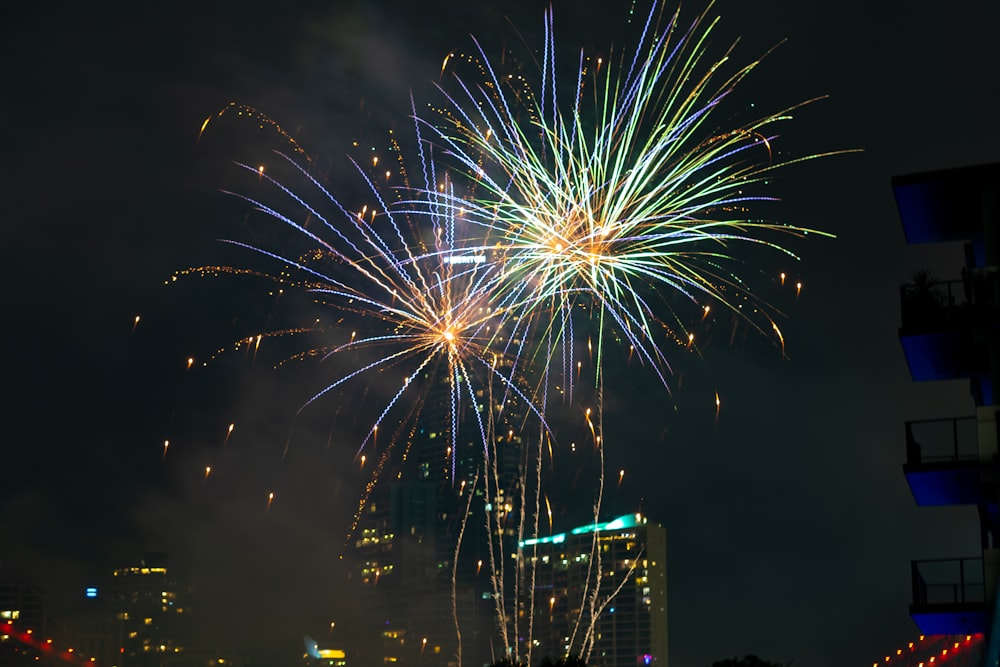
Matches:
[[910, 557, 990, 635], [892, 162, 1000, 261], [898, 277, 1000, 386], [904, 416, 997, 506]]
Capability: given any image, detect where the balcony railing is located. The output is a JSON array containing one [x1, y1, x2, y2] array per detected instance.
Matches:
[[899, 271, 1000, 331], [899, 278, 971, 329], [911, 557, 986, 607], [906, 416, 980, 465]]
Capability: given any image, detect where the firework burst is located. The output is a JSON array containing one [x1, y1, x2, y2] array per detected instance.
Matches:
[[187, 105, 555, 535], [188, 0, 845, 663], [416, 0, 842, 401], [398, 1, 848, 661]]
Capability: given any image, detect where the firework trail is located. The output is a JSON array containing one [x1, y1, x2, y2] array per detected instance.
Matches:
[[192, 105, 558, 531], [190, 0, 844, 660], [417, 1, 841, 400], [401, 0, 846, 661], [190, 101, 567, 667]]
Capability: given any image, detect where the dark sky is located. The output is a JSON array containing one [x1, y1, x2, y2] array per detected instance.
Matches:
[[3, 1, 1000, 666]]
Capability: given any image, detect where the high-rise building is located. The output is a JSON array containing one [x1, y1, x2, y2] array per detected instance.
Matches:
[[111, 553, 190, 667], [891, 162, 1000, 661], [521, 513, 667, 667], [0, 583, 47, 635], [0, 583, 49, 667], [348, 358, 529, 667], [60, 585, 121, 667], [522, 514, 667, 667]]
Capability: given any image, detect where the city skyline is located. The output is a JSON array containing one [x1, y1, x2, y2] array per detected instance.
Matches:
[[1, 513, 666, 667]]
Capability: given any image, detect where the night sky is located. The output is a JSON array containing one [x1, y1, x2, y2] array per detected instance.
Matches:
[[4, 1, 1000, 666]]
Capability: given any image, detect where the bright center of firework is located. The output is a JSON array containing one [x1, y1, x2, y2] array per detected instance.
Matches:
[[443, 329, 455, 342], [537, 211, 619, 269]]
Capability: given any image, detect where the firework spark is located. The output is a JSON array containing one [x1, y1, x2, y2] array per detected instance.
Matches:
[[416, 0, 842, 402], [401, 0, 843, 661], [188, 106, 557, 574], [189, 0, 843, 663]]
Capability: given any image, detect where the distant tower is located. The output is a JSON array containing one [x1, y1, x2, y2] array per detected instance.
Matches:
[[0, 583, 47, 635], [523, 513, 668, 667], [0, 582, 49, 666], [61, 585, 121, 667], [111, 553, 189, 667], [348, 359, 528, 667]]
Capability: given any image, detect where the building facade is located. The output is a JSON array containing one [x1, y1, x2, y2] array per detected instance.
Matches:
[[347, 355, 536, 667], [111, 553, 190, 667], [521, 513, 667, 667], [891, 162, 1000, 662], [60, 586, 121, 667], [0, 584, 48, 635]]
